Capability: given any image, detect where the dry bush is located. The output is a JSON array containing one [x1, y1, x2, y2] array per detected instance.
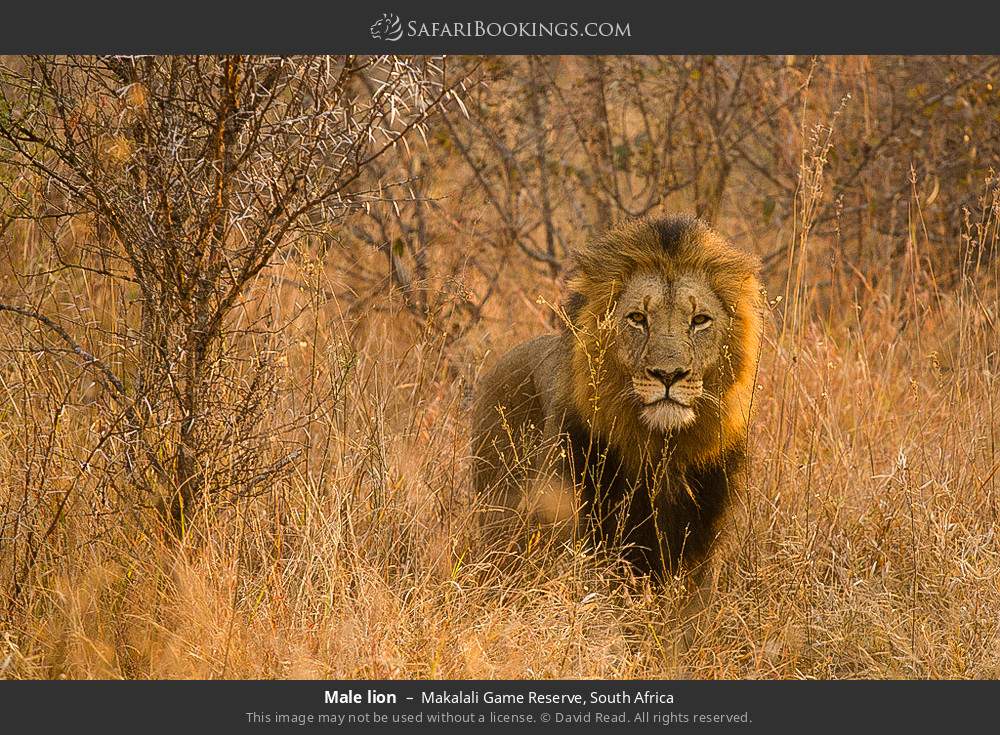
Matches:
[[0, 54, 459, 540], [1, 55, 998, 679]]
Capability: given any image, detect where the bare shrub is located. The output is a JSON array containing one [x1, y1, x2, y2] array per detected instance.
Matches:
[[0, 55, 459, 560]]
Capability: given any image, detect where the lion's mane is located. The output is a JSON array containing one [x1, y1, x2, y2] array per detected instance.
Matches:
[[564, 216, 763, 468]]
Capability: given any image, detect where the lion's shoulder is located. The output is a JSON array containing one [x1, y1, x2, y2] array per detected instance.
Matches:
[[471, 333, 566, 428], [477, 333, 565, 394]]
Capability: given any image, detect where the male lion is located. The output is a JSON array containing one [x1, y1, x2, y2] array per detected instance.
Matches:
[[471, 215, 762, 581]]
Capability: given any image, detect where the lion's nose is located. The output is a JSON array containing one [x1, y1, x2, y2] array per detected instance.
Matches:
[[647, 368, 689, 387]]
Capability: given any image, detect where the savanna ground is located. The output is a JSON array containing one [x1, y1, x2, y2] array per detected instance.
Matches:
[[0, 55, 998, 678]]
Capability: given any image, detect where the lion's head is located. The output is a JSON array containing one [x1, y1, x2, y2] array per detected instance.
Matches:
[[564, 216, 763, 465]]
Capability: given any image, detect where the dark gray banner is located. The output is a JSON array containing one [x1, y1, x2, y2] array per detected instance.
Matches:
[[0, 1, 999, 53], [1, 680, 995, 733]]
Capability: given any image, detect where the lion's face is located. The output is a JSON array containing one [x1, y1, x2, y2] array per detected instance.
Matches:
[[612, 271, 728, 431], [565, 216, 762, 457]]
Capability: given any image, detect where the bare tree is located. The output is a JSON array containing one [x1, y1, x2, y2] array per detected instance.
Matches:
[[0, 55, 458, 535]]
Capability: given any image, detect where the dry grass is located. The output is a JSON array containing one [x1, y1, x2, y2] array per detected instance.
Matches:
[[2, 56, 999, 680], [3, 222, 998, 680]]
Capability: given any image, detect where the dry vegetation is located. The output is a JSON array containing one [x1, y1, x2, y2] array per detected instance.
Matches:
[[0, 55, 998, 679]]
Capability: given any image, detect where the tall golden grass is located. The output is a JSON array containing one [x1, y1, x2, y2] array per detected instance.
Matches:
[[1, 59, 999, 680], [3, 205, 997, 680]]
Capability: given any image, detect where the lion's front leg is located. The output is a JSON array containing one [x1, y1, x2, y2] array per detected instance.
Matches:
[[522, 473, 580, 546], [517, 414, 585, 552]]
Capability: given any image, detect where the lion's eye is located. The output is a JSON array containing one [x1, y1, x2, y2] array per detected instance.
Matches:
[[691, 314, 712, 327], [626, 311, 647, 327]]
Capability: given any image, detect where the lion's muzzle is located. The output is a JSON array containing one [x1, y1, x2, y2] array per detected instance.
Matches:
[[633, 367, 702, 430]]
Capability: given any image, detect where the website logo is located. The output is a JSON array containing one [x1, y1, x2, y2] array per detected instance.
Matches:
[[370, 13, 404, 42], [368, 16, 632, 43]]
